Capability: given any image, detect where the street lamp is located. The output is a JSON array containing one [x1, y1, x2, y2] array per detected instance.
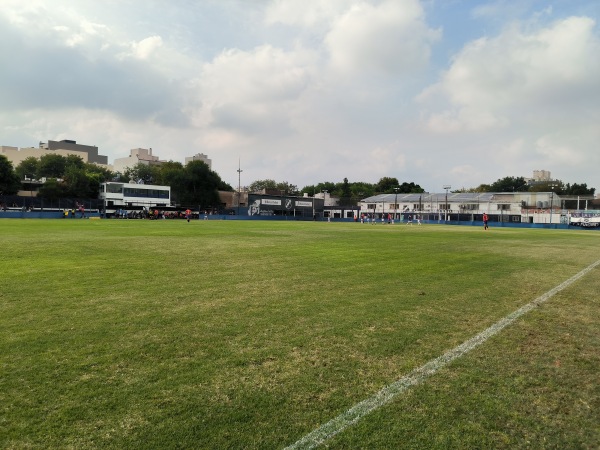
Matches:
[[443, 185, 451, 221]]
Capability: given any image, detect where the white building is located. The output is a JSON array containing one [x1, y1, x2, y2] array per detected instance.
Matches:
[[185, 153, 212, 169], [99, 181, 171, 212], [112, 148, 165, 174], [358, 191, 595, 224]]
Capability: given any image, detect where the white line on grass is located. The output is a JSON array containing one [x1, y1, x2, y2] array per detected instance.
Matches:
[[284, 258, 600, 450]]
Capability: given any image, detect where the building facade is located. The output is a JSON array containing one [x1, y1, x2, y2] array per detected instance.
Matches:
[[1, 139, 108, 167], [185, 153, 212, 169]]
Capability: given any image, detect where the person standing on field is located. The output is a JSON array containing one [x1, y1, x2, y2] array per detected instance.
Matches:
[[185, 208, 192, 222], [483, 213, 489, 230]]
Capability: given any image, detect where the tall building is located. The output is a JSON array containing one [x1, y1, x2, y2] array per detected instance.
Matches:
[[185, 153, 212, 169], [1, 140, 108, 167], [41, 140, 108, 165], [112, 148, 165, 174], [532, 170, 551, 181]]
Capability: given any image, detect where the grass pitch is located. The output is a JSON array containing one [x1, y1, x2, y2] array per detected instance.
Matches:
[[1, 220, 599, 449]]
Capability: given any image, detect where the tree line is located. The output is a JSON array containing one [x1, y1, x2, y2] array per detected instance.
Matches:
[[248, 177, 425, 206], [0, 154, 232, 208], [1, 154, 595, 208], [461, 176, 595, 196]]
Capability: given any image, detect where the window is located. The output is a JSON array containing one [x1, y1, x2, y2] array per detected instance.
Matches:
[[106, 183, 123, 194]]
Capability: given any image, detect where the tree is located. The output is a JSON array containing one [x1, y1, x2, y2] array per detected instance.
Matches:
[[124, 162, 157, 184], [375, 177, 400, 193], [249, 179, 278, 192], [529, 181, 565, 194], [275, 181, 298, 195], [15, 157, 40, 180], [171, 161, 223, 208], [490, 176, 528, 192], [563, 183, 595, 196], [63, 166, 92, 198], [398, 181, 425, 193], [155, 161, 184, 186], [348, 182, 376, 199], [37, 178, 67, 200], [38, 153, 67, 178], [65, 154, 85, 170], [341, 178, 351, 199], [0, 155, 21, 195]]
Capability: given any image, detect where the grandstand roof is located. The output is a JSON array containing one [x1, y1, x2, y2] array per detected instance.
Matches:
[[361, 192, 497, 202]]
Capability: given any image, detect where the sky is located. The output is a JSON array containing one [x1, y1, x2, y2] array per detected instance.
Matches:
[[1, 0, 599, 193]]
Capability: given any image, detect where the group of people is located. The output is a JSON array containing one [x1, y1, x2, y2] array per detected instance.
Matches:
[[110, 208, 196, 221], [359, 213, 422, 225], [62, 203, 86, 218]]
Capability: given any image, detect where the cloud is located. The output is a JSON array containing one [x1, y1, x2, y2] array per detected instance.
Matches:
[[418, 16, 600, 132], [325, 0, 441, 75], [1, 1, 598, 193], [265, 0, 349, 27], [131, 35, 163, 60], [0, 12, 192, 127], [195, 44, 317, 139]]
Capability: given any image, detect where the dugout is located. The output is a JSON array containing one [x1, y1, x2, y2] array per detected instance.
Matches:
[[247, 194, 324, 219]]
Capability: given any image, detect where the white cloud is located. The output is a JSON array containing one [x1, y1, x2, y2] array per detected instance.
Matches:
[[1, 1, 599, 192], [131, 35, 163, 60], [418, 16, 600, 132], [325, 0, 441, 75], [265, 0, 350, 27], [194, 44, 317, 141]]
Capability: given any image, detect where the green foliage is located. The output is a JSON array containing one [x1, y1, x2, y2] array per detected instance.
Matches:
[[376, 176, 400, 193], [398, 181, 425, 193], [154, 161, 184, 186], [38, 153, 67, 178], [124, 162, 158, 184], [348, 181, 376, 199], [341, 177, 351, 198], [13, 154, 114, 199], [249, 179, 298, 194], [65, 154, 85, 170], [563, 182, 595, 196], [169, 161, 223, 207], [249, 179, 278, 192], [37, 178, 68, 200], [15, 156, 39, 180], [529, 181, 564, 193], [0, 155, 21, 195], [490, 176, 529, 192]]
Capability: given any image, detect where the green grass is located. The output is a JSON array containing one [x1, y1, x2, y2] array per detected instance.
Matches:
[[1, 220, 599, 449]]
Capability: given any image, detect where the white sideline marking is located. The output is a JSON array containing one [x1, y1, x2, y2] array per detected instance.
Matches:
[[284, 259, 600, 450]]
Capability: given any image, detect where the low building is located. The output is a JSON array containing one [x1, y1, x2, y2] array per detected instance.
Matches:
[[99, 181, 171, 213], [358, 191, 595, 224]]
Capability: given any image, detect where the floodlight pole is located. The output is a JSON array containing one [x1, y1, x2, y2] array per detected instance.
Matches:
[[443, 185, 451, 222], [549, 185, 554, 225], [237, 159, 243, 216], [394, 187, 399, 222]]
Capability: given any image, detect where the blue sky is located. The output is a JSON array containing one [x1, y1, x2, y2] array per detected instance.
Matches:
[[1, 0, 599, 192]]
